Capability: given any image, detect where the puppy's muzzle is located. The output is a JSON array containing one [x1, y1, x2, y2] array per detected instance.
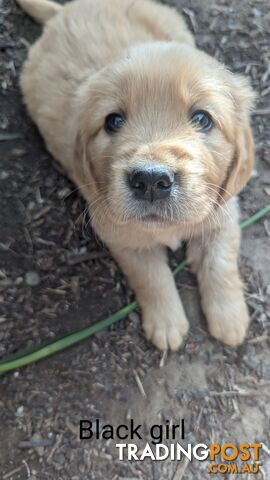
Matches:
[[128, 166, 175, 202]]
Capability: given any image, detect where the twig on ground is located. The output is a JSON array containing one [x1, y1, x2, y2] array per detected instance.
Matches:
[[22, 459, 31, 477], [68, 251, 108, 265], [209, 389, 269, 397], [0, 132, 23, 141], [160, 349, 168, 368], [47, 434, 62, 463], [3, 465, 25, 479], [253, 107, 270, 115], [133, 369, 147, 398]]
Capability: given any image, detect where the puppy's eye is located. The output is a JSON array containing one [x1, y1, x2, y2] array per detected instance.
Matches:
[[191, 110, 213, 132], [105, 113, 125, 134]]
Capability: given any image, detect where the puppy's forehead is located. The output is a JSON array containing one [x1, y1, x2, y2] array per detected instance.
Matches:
[[113, 43, 234, 112]]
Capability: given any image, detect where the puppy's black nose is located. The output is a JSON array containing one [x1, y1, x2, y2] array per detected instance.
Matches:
[[128, 167, 174, 201]]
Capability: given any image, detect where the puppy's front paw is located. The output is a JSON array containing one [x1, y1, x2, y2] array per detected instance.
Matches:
[[142, 303, 189, 351], [206, 293, 250, 346]]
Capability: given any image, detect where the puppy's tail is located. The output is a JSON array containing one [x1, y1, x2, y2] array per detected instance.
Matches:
[[16, 0, 61, 24]]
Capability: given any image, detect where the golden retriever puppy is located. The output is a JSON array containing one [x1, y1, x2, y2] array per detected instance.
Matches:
[[17, 0, 255, 350]]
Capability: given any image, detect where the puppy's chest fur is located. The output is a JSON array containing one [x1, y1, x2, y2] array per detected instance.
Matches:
[[129, 226, 186, 250]]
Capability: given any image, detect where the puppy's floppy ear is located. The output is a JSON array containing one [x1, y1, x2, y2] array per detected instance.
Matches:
[[72, 129, 93, 193], [74, 129, 88, 175], [222, 75, 256, 202], [74, 127, 100, 196]]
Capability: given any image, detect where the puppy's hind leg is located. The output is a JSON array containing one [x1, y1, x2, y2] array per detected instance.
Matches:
[[109, 245, 189, 351]]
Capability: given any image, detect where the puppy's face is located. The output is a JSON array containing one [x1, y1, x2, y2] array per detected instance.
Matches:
[[77, 43, 254, 230]]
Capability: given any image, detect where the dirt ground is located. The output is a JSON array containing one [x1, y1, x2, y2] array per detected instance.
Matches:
[[0, 0, 270, 478]]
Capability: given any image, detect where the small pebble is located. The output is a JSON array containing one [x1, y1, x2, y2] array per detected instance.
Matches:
[[128, 312, 139, 323], [55, 453, 66, 465], [0, 171, 9, 180], [25, 271, 40, 287], [57, 187, 71, 199]]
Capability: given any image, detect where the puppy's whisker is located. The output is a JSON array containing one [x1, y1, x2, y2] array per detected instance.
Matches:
[[72, 203, 89, 228], [205, 182, 232, 197], [62, 180, 107, 200], [209, 196, 233, 224], [205, 185, 228, 205], [208, 149, 229, 161]]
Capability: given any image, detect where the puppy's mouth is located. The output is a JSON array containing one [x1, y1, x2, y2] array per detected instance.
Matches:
[[139, 213, 170, 224], [141, 213, 161, 221], [129, 210, 175, 228]]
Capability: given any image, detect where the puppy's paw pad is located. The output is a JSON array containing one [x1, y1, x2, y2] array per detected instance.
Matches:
[[210, 323, 247, 347], [167, 326, 187, 351], [150, 329, 169, 351], [143, 310, 189, 351], [205, 294, 250, 347], [208, 306, 250, 346]]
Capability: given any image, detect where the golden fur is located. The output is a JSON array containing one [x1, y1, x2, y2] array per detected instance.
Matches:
[[17, 0, 255, 350]]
